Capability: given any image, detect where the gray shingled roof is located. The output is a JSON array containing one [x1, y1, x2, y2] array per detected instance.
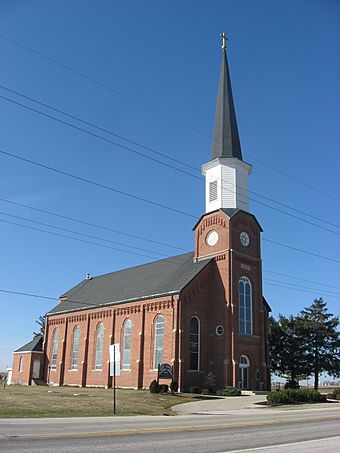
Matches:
[[47, 252, 211, 316], [211, 48, 243, 161], [15, 336, 43, 353]]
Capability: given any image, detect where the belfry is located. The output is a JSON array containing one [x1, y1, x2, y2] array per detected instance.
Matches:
[[11, 36, 271, 391]]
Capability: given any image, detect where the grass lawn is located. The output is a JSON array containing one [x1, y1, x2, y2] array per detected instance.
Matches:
[[0, 385, 197, 418]]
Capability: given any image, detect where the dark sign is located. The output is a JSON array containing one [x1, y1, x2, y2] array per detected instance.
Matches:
[[158, 363, 173, 379]]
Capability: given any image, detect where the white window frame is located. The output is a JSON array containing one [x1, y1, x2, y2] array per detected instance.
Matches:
[[189, 316, 200, 371], [51, 328, 59, 370], [122, 319, 132, 370], [154, 315, 164, 370], [18, 356, 23, 373], [239, 276, 253, 335], [95, 323, 104, 370], [71, 326, 80, 370]]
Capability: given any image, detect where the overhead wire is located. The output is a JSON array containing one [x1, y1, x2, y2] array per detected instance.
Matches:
[[0, 197, 188, 252], [1, 197, 339, 290], [1, 32, 339, 203], [1, 148, 339, 264], [1, 86, 339, 235]]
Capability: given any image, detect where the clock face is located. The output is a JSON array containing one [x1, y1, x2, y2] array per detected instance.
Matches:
[[206, 230, 219, 247], [240, 231, 250, 247]]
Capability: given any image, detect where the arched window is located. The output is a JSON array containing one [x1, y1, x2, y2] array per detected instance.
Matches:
[[189, 317, 200, 370], [51, 328, 59, 370], [95, 323, 104, 370], [239, 277, 252, 334], [18, 356, 23, 372], [122, 319, 132, 370], [71, 326, 80, 370], [239, 354, 250, 389], [154, 315, 164, 369]]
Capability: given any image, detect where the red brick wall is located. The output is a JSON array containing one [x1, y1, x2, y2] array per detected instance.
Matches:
[[11, 352, 43, 385], [45, 296, 178, 389]]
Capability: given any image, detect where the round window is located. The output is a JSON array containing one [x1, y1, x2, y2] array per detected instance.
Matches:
[[216, 325, 224, 336]]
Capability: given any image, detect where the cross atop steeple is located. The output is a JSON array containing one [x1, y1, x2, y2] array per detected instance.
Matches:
[[220, 32, 228, 49]]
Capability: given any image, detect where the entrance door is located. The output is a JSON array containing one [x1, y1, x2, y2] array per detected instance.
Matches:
[[239, 355, 250, 389], [32, 359, 40, 379]]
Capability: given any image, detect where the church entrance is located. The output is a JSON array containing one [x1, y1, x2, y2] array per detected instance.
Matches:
[[239, 355, 250, 389]]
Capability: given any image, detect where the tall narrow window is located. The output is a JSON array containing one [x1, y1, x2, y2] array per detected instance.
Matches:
[[18, 356, 23, 372], [95, 323, 104, 370], [239, 277, 252, 334], [51, 328, 59, 370], [189, 317, 200, 370], [122, 319, 132, 370], [154, 315, 164, 369], [71, 326, 80, 370], [209, 180, 218, 202]]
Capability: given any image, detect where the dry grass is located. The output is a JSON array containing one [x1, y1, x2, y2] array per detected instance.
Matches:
[[0, 385, 196, 418]]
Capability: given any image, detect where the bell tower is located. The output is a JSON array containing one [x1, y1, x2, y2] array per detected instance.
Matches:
[[202, 33, 252, 214], [192, 35, 270, 391]]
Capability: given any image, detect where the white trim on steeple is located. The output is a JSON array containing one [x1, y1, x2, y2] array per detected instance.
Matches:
[[202, 158, 252, 213]]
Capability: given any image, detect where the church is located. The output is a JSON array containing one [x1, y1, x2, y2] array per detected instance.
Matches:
[[11, 36, 271, 391]]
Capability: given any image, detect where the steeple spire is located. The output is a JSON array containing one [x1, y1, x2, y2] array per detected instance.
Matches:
[[211, 34, 243, 161]]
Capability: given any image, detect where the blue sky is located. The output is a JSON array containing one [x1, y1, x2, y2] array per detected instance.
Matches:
[[0, 0, 339, 371]]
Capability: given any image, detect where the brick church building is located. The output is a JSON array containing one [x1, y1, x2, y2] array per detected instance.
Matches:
[[11, 38, 271, 391]]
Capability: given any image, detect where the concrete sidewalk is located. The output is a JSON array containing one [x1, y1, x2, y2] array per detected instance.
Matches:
[[172, 394, 267, 414]]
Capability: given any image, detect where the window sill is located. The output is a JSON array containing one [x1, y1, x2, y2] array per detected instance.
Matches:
[[187, 370, 202, 373], [69, 369, 78, 372], [121, 368, 131, 372], [92, 369, 103, 372]]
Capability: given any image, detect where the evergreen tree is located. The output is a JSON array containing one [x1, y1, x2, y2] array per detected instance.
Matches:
[[268, 314, 310, 386], [33, 315, 46, 339], [300, 298, 340, 389]]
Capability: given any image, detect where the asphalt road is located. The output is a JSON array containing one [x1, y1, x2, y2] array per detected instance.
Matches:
[[0, 406, 339, 452]]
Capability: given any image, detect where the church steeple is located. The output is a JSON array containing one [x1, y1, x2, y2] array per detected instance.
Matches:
[[211, 35, 242, 161], [202, 34, 252, 214]]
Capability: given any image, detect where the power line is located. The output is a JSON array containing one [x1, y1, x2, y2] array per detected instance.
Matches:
[[1, 86, 340, 234], [263, 270, 340, 291], [0, 93, 198, 181], [0, 289, 96, 308], [263, 278, 340, 298], [1, 32, 338, 203], [263, 281, 340, 300], [1, 148, 339, 265], [0, 32, 208, 139], [1, 198, 339, 291], [0, 218, 162, 260], [0, 148, 197, 220], [262, 237, 340, 264], [0, 210, 171, 258], [0, 197, 187, 252]]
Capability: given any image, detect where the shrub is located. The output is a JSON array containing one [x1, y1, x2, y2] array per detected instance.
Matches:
[[170, 380, 179, 393], [220, 386, 241, 396], [149, 379, 159, 394], [332, 388, 340, 400], [189, 386, 201, 394], [159, 384, 168, 394], [267, 388, 326, 405], [284, 380, 300, 389]]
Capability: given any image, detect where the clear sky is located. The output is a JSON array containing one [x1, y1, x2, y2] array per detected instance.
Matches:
[[0, 0, 339, 371]]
